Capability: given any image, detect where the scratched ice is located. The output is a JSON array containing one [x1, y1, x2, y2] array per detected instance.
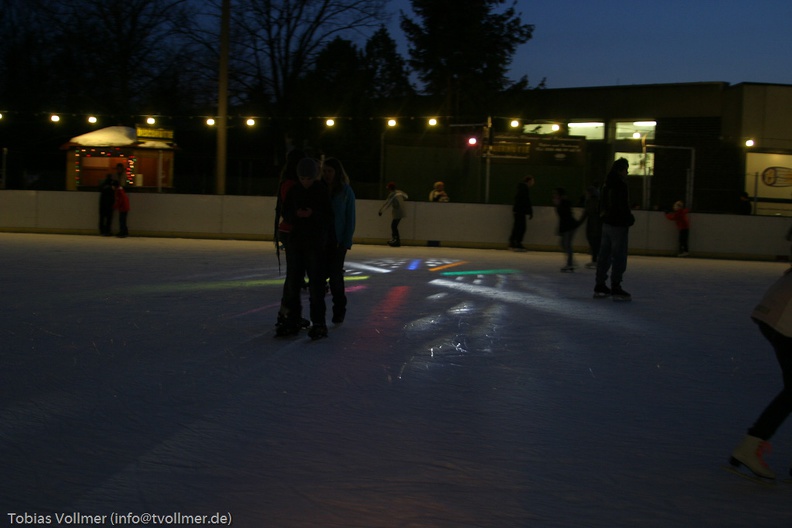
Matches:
[[0, 233, 789, 528]]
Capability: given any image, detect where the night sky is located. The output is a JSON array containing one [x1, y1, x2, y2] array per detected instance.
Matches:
[[387, 0, 792, 88]]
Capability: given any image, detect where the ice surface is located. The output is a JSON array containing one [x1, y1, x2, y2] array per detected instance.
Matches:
[[0, 233, 790, 527]]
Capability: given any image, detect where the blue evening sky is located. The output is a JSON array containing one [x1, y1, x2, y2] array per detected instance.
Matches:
[[385, 0, 792, 88]]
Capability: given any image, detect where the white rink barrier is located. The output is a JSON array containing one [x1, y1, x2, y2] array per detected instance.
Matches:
[[0, 190, 789, 261]]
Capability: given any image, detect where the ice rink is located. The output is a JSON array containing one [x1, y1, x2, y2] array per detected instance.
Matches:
[[1, 233, 790, 527]]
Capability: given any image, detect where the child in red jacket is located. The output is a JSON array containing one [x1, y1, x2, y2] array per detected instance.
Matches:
[[665, 200, 689, 256], [112, 180, 130, 238]]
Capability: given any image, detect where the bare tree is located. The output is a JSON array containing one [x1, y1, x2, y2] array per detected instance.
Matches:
[[228, 0, 388, 117], [27, 0, 195, 115]]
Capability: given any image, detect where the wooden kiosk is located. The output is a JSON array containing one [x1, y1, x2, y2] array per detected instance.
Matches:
[[62, 125, 176, 190]]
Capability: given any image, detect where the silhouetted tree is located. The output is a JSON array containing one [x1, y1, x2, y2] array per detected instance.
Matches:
[[8, 0, 196, 118], [400, 0, 533, 117], [363, 26, 414, 101], [228, 0, 388, 119]]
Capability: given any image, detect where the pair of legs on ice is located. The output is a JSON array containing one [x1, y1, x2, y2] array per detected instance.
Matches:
[[594, 224, 630, 299], [277, 240, 347, 338], [509, 213, 528, 250], [388, 219, 401, 247], [277, 242, 328, 339], [731, 320, 792, 479]]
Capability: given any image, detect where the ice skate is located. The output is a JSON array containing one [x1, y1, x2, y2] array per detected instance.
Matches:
[[332, 307, 346, 324], [274, 322, 301, 337], [308, 324, 328, 340], [593, 283, 611, 298], [611, 283, 632, 301], [387, 238, 401, 247], [729, 435, 776, 480]]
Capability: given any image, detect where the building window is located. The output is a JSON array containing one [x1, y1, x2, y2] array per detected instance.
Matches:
[[520, 123, 562, 135], [615, 120, 656, 141], [567, 122, 605, 140]]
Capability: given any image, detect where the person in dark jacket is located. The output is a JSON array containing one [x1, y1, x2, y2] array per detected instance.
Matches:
[[276, 157, 335, 340], [508, 175, 534, 251], [581, 186, 602, 268], [98, 174, 116, 236], [553, 188, 579, 271], [594, 158, 634, 300], [274, 149, 307, 329]]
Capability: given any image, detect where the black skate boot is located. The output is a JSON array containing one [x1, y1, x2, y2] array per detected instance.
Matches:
[[611, 283, 632, 302], [275, 322, 301, 337], [332, 306, 346, 324], [593, 283, 612, 298], [308, 324, 328, 340]]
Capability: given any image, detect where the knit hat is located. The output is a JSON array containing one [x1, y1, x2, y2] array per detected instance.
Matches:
[[296, 158, 318, 180]]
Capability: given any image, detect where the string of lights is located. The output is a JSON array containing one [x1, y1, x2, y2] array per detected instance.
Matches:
[[0, 110, 539, 129]]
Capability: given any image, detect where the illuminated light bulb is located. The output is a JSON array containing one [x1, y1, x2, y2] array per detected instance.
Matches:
[[510, 119, 520, 128], [50, 115, 60, 122], [387, 119, 397, 127], [146, 117, 156, 125], [326, 118, 335, 127], [468, 137, 478, 146], [551, 124, 560, 131], [88, 116, 97, 124], [745, 139, 755, 147], [428, 118, 438, 126], [206, 118, 215, 126], [246, 118, 255, 126]]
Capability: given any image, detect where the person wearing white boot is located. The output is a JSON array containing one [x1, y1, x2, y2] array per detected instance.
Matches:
[[730, 268, 792, 480]]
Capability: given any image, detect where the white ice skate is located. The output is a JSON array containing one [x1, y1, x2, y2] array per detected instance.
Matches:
[[728, 435, 776, 481]]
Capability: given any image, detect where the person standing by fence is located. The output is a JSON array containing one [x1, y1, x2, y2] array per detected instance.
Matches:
[[508, 175, 534, 251]]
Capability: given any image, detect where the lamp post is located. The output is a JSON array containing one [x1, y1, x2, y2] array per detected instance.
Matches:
[[379, 119, 397, 198], [215, 0, 230, 195], [745, 139, 758, 213], [633, 132, 650, 208]]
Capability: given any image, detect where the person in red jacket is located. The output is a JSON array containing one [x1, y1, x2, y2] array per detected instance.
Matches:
[[665, 200, 690, 256], [112, 180, 130, 238]]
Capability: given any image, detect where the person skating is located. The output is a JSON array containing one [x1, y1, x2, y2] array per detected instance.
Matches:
[[581, 186, 602, 268], [273, 149, 309, 330], [378, 182, 408, 247], [322, 157, 356, 324], [553, 187, 580, 272], [276, 157, 334, 340], [594, 158, 634, 301], [729, 268, 792, 481]]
